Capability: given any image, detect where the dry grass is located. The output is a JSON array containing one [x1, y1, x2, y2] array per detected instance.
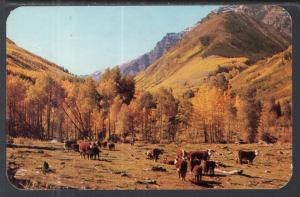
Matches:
[[230, 46, 292, 101], [7, 138, 292, 190], [6, 38, 71, 82]]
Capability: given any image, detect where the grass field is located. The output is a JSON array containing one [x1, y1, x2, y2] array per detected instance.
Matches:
[[6, 138, 292, 190]]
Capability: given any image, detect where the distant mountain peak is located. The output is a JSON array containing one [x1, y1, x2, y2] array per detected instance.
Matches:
[[214, 5, 291, 38], [119, 31, 185, 76]]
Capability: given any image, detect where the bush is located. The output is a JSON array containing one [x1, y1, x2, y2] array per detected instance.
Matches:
[[261, 132, 278, 144], [200, 36, 210, 46]]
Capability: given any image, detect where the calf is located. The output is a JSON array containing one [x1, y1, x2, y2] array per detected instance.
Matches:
[[152, 148, 164, 162], [145, 151, 154, 160], [175, 158, 188, 181], [176, 149, 188, 159], [237, 150, 258, 164], [79, 142, 91, 159], [190, 158, 201, 173], [201, 160, 216, 176], [193, 165, 202, 183], [108, 143, 115, 151], [64, 140, 77, 151], [162, 158, 175, 165]]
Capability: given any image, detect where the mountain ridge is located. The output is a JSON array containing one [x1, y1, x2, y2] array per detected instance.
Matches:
[[135, 11, 290, 93]]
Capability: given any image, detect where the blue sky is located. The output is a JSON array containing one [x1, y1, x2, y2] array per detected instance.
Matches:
[[7, 6, 219, 75]]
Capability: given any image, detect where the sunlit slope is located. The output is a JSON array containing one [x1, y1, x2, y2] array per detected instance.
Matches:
[[136, 11, 290, 93], [230, 46, 292, 101], [6, 38, 71, 81]]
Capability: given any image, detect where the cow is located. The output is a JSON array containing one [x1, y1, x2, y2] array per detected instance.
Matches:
[[152, 148, 164, 162], [190, 158, 201, 173], [201, 160, 216, 176], [87, 142, 101, 160], [108, 143, 115, 151], [130, 138, 135, 146], [145, 151, 154, 160], [175, 158, 188, 181], [188, 149, 213, 161], [79, 142, 91, 159], [71, 143, 80, 152], [237, 150, 258, 164], [101, 141, 108, 148], [176, 149, 188, 159], [96, 141, 107, 148], [162, 158, 175, 165], [64, 140, 77, 151], [193, 165, 203, 183]]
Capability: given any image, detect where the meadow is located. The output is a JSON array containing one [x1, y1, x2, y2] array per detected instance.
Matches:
[[7, 138, 292, 190]]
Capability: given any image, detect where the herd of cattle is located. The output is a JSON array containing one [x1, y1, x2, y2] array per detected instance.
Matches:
[[64, 140, 115, 159], [64, 140, 259, 184]]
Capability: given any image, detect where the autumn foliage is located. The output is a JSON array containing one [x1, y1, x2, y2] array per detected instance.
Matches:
[[6, 64, 291, 144]]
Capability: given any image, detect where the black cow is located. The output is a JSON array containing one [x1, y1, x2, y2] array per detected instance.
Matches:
[[64, 140, 77, 151], [237, 150, 258, 164]]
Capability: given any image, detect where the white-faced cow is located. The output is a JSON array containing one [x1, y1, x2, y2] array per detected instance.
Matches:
[[237, 150, 258, 164], [146, 148, 164, 162], [176, 149, 188, 159], [175, 158, 188, 181]]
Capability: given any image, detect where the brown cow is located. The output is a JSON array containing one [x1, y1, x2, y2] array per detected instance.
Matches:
[[175, 158, 188, 181], [201, 160, 216, 176], [193, 165, 203, 183], [79, 142, 91, 159], [237, 150, 258, 164], [188, 149, 212, 161], [176, 149, 188, 159], [108, 143, 115, 151]]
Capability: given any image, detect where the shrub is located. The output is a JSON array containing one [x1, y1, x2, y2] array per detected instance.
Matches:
[[261, 132, 278, 144], [200, 36, 210, 46]]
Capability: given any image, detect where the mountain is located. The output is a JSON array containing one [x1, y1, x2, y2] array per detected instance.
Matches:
[[215, 5, 291, 38], [6, 38, 72, 81], [135, 11, 290, 96], [80, 70, 102, 81], [90, 70, 102, 81], [89, 5, 291, 80], [120, 32, 185, 76], [90, 32, 185, 80]]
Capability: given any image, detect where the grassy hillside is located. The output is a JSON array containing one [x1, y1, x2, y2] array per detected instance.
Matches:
[[6, 38, 72, 82], [135, 11, 290, 99], [230, 46, 292, 102]]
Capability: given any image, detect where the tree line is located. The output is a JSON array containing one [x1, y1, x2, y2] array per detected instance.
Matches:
[[6, 67, 291, 143]]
